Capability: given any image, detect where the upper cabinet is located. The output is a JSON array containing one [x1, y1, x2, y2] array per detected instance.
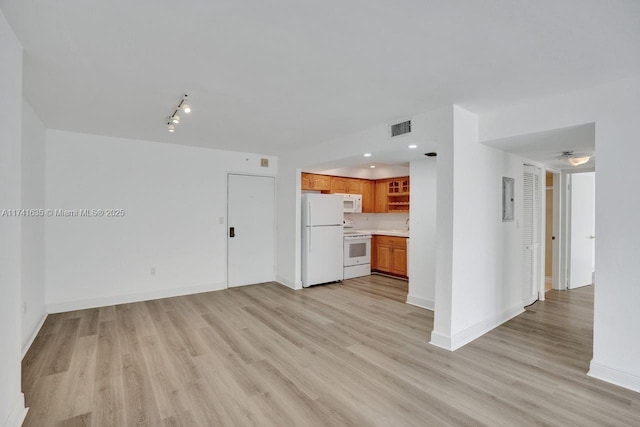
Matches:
[[386, 177, 410, 212], [301, 173, 331, 191], [362, 180, 375, 213], [330, 177, 362, 194], [301, 172, 409, 213]]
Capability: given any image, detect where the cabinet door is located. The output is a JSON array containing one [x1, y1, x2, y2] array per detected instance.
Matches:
[[330, 177, 347, 193], [376, 244, 392, 272], [346, 178, 363, 194], [362, 180, 375, 213], [312, 174, 331, 191], [301, 173, 313, 190], [391, 246, 407, 276], [374, 180, 388, 213]]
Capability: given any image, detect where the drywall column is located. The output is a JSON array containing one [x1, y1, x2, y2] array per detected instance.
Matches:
[[431, 106, 524, 351], [0, 9, 28, 426], [407, 158, 437, 309], [21, 100, 47, 353], [589, 108, 640, 392]]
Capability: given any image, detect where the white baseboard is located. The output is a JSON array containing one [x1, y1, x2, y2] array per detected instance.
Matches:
[[46, 282, 227, 313], [406, 294, 434, 311], [588, 361, 640, 393], [430, 304, 524, 351], [3, 393, 27, 427], [429, 331, 452, 350], [276, 275, 302, 290], [22, 312, 48, 359]]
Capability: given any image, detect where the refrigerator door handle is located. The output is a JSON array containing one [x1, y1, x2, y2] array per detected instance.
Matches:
[[308, 202, 312, 227], [308, 228, 311, 253]]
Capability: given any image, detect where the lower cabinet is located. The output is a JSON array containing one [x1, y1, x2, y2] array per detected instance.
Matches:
[[372, 235, 407, 277]]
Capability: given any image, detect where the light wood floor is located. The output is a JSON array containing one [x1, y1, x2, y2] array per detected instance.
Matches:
[[23, 277, 640, 426]]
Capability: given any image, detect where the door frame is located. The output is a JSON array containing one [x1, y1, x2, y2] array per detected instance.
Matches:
[[560, 169, 596, 290], [226, 172, 277, 288]]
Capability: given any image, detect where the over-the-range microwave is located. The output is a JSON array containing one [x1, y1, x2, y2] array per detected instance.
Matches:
[[335, 193, 362, 213]]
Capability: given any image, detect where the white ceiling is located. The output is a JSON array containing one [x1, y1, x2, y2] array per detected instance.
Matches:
[[2, 0, 639, 155], [482, 123, 595, 171]]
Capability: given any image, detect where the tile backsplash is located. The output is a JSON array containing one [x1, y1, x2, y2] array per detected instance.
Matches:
[[344, 212, 409, 230]]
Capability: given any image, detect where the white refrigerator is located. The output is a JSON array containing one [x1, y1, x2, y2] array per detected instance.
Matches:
[[302, 194, 344, 287]]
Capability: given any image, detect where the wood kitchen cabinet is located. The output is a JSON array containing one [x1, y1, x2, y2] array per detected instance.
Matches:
[[362, 180, 375, 213], [330, 176, 362, 194], [372, 235, 408, 278], [301, 173, 331, 191], [386, 177, 410, 212], [374, 180, 389, 213]]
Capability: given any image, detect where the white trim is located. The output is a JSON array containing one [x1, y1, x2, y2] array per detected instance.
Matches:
[[406, 295, 434, 311], [431, 305, 524, 351], [22, 312, 48, 359], [46, 282, 226, 313], [429, 331, 452, 350], [275, 276, 298, 290], [588, 361, 640, 393], [2, 393, 27, 427]]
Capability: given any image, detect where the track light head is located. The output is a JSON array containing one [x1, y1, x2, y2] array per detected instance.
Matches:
[[172, 114, 180, 124], [168, 123, 175, 133], [182, 104, 191, 114]]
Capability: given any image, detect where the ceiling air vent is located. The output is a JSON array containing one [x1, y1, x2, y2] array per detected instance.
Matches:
[[390, 120, 411, 137]]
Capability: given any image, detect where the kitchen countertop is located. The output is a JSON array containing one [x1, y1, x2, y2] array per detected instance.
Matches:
[[346, 229, 409, 238]]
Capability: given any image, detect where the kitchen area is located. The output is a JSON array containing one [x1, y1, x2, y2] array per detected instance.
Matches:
[[301, 168, 410, 288]]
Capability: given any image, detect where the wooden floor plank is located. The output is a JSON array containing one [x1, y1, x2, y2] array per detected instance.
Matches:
[[22, 279, 640, 426]]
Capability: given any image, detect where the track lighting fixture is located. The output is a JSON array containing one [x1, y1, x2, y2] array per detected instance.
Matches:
[[166, 94, 191, 132]]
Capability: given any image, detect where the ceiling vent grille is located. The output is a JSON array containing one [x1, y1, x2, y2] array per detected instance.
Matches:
[[390, 120, 411, 137]]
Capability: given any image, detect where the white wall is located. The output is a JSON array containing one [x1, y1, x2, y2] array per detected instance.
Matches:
[[431, 106, 525, 351], [0, 9, 28, 426], [479, 75, 640, 393], [45, 130, 277, 312], [345, 212, 409, 231], [407, 158, 437, 310], [21, 99, 47, 354]]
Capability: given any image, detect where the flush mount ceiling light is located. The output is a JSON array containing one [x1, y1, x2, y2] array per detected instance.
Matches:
[[370, 165, 376, 168], [560, 150, 591, 167], [166, 94, 191, 132], [408, 144, 417, 149], [363, 153, 372, 157]]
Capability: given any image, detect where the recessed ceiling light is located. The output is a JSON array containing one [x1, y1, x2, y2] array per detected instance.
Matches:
[[408, 144, 417, 149], [370, 165, 376, 168], [364, 153, 372, 157]]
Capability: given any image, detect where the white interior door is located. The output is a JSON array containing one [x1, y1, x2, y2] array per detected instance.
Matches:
[[227, 174, 275, 287], [523, 165, 541, 305], [569, 172, 595, 289]]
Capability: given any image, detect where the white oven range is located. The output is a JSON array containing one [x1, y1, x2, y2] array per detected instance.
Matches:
[[343, 231, 372, 279]]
